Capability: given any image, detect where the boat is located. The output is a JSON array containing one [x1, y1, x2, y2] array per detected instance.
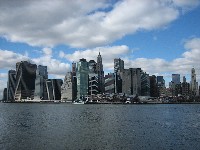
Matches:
[[73, 99, 85, 104]]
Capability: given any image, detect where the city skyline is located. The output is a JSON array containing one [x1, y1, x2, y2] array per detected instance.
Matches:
[[0, 0, 200, 99]]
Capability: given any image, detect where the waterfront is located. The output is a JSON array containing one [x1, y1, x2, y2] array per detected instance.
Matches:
[[0, 103, 200, 150]]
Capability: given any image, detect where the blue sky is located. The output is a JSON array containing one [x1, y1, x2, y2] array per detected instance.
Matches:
[[0, 0, 200, 98]]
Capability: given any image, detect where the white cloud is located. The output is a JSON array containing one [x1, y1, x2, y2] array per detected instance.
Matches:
[[0, 49, 29, 69], [60, 45, 130, 70], [0, 0, 199, 48]]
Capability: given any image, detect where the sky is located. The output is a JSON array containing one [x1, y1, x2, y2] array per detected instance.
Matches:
[[0, 0, 200, 99]]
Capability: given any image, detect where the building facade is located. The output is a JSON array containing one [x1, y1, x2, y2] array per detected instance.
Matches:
[[7, 70, 16, 101], [61, 72, 73, 102], [121, 68, 142, 95], [141, 72, 150, 96], [114, 58, 124, 93], [14, 61, 37, 101], [46, 79, 63, 100], [34, 65, 48, 100], [96, 52, 104, 94], [76, 58, 89, 99], [104, 73, 115, 94]]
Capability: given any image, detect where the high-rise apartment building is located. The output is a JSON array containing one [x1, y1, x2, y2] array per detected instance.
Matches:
[[7, 70, 16, 101], [76, 58, 89, 99], [14, 61, 37, 101]]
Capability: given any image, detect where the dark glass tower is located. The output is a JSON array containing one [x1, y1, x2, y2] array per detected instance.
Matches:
[[14, 61, 37, 101], [7, 70, 16, 101]]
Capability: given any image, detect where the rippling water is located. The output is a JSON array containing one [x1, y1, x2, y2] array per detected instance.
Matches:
[[0, 103, 200, 150]]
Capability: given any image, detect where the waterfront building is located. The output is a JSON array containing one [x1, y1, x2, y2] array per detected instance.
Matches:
[[46, 79, 63, 100], [88, 60, 99, 95], [96, 52, 104, 94], [170, 74, 181, 96], [157, 76, 165, 97], [104, 73, 115, 94], [141, 72, 150, 96], [76, 58, 89, 99], [190, 68, 198, 96], [61, 72, 73, 102], [2, 88, 7, 101], [114, 58, 124, 93], [121, 68, 142, 95], [149, 75, 158, 97], [14, 61, 37, 101], [71, 62, 77, 100], [89, 73, 99, 95], [181, 76, 190, 97], [34, 65, 48, 100], [7, 70, 16, 101]]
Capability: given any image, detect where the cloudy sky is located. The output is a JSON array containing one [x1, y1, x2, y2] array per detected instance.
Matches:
[[0, 0, 200, 98]]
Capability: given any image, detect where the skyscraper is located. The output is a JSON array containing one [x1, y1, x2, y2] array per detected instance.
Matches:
[[34, 65, 48, 100], [157, 76, 165, 97], [170, 74, 181, 96], [14, 61, 37, 101], [190, 68, 198, 96], [114, 58, 124, 73], [105, 73, 115, 94], [96, 52, 104, 94], [172, 74, 180, 85], [121, 68, 142, 95], [114, 58, 124, 93], [182, 76, 190, 97], [46, 79, 63, 100], [7, 70, 16, 101], [61, 72, 73, 102], [76, 58, 89, 99]]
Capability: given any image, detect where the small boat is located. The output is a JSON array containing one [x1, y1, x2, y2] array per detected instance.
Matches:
[[73, 99, 85, 104]]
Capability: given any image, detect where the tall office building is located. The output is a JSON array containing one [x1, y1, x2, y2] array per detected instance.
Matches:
[[46, 79, 63, 100], [141, 72, 150, 96], [96, 52, 104, 93], [190, 68, 198, 96], [2, 88, 7, 101], [114, 58, 124, 73], [157, 76, 165, 97], [104, 73, 115, 94], [14, 61, 37, 101], [88, 60, 98, 95], [172, 74, 180, 85], [7, 70, 16, 101], [182, 76, 190, 97], [149, 75, 158, 97], [121, 68, 142, 95], [114, 58, 124, 93], [34, 65, 48, 100], [61, 72, 73, 102], [76, 58, 89, 99]]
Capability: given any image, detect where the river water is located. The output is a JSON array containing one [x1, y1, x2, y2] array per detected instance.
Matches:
[[0, 103, 200, 150]]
